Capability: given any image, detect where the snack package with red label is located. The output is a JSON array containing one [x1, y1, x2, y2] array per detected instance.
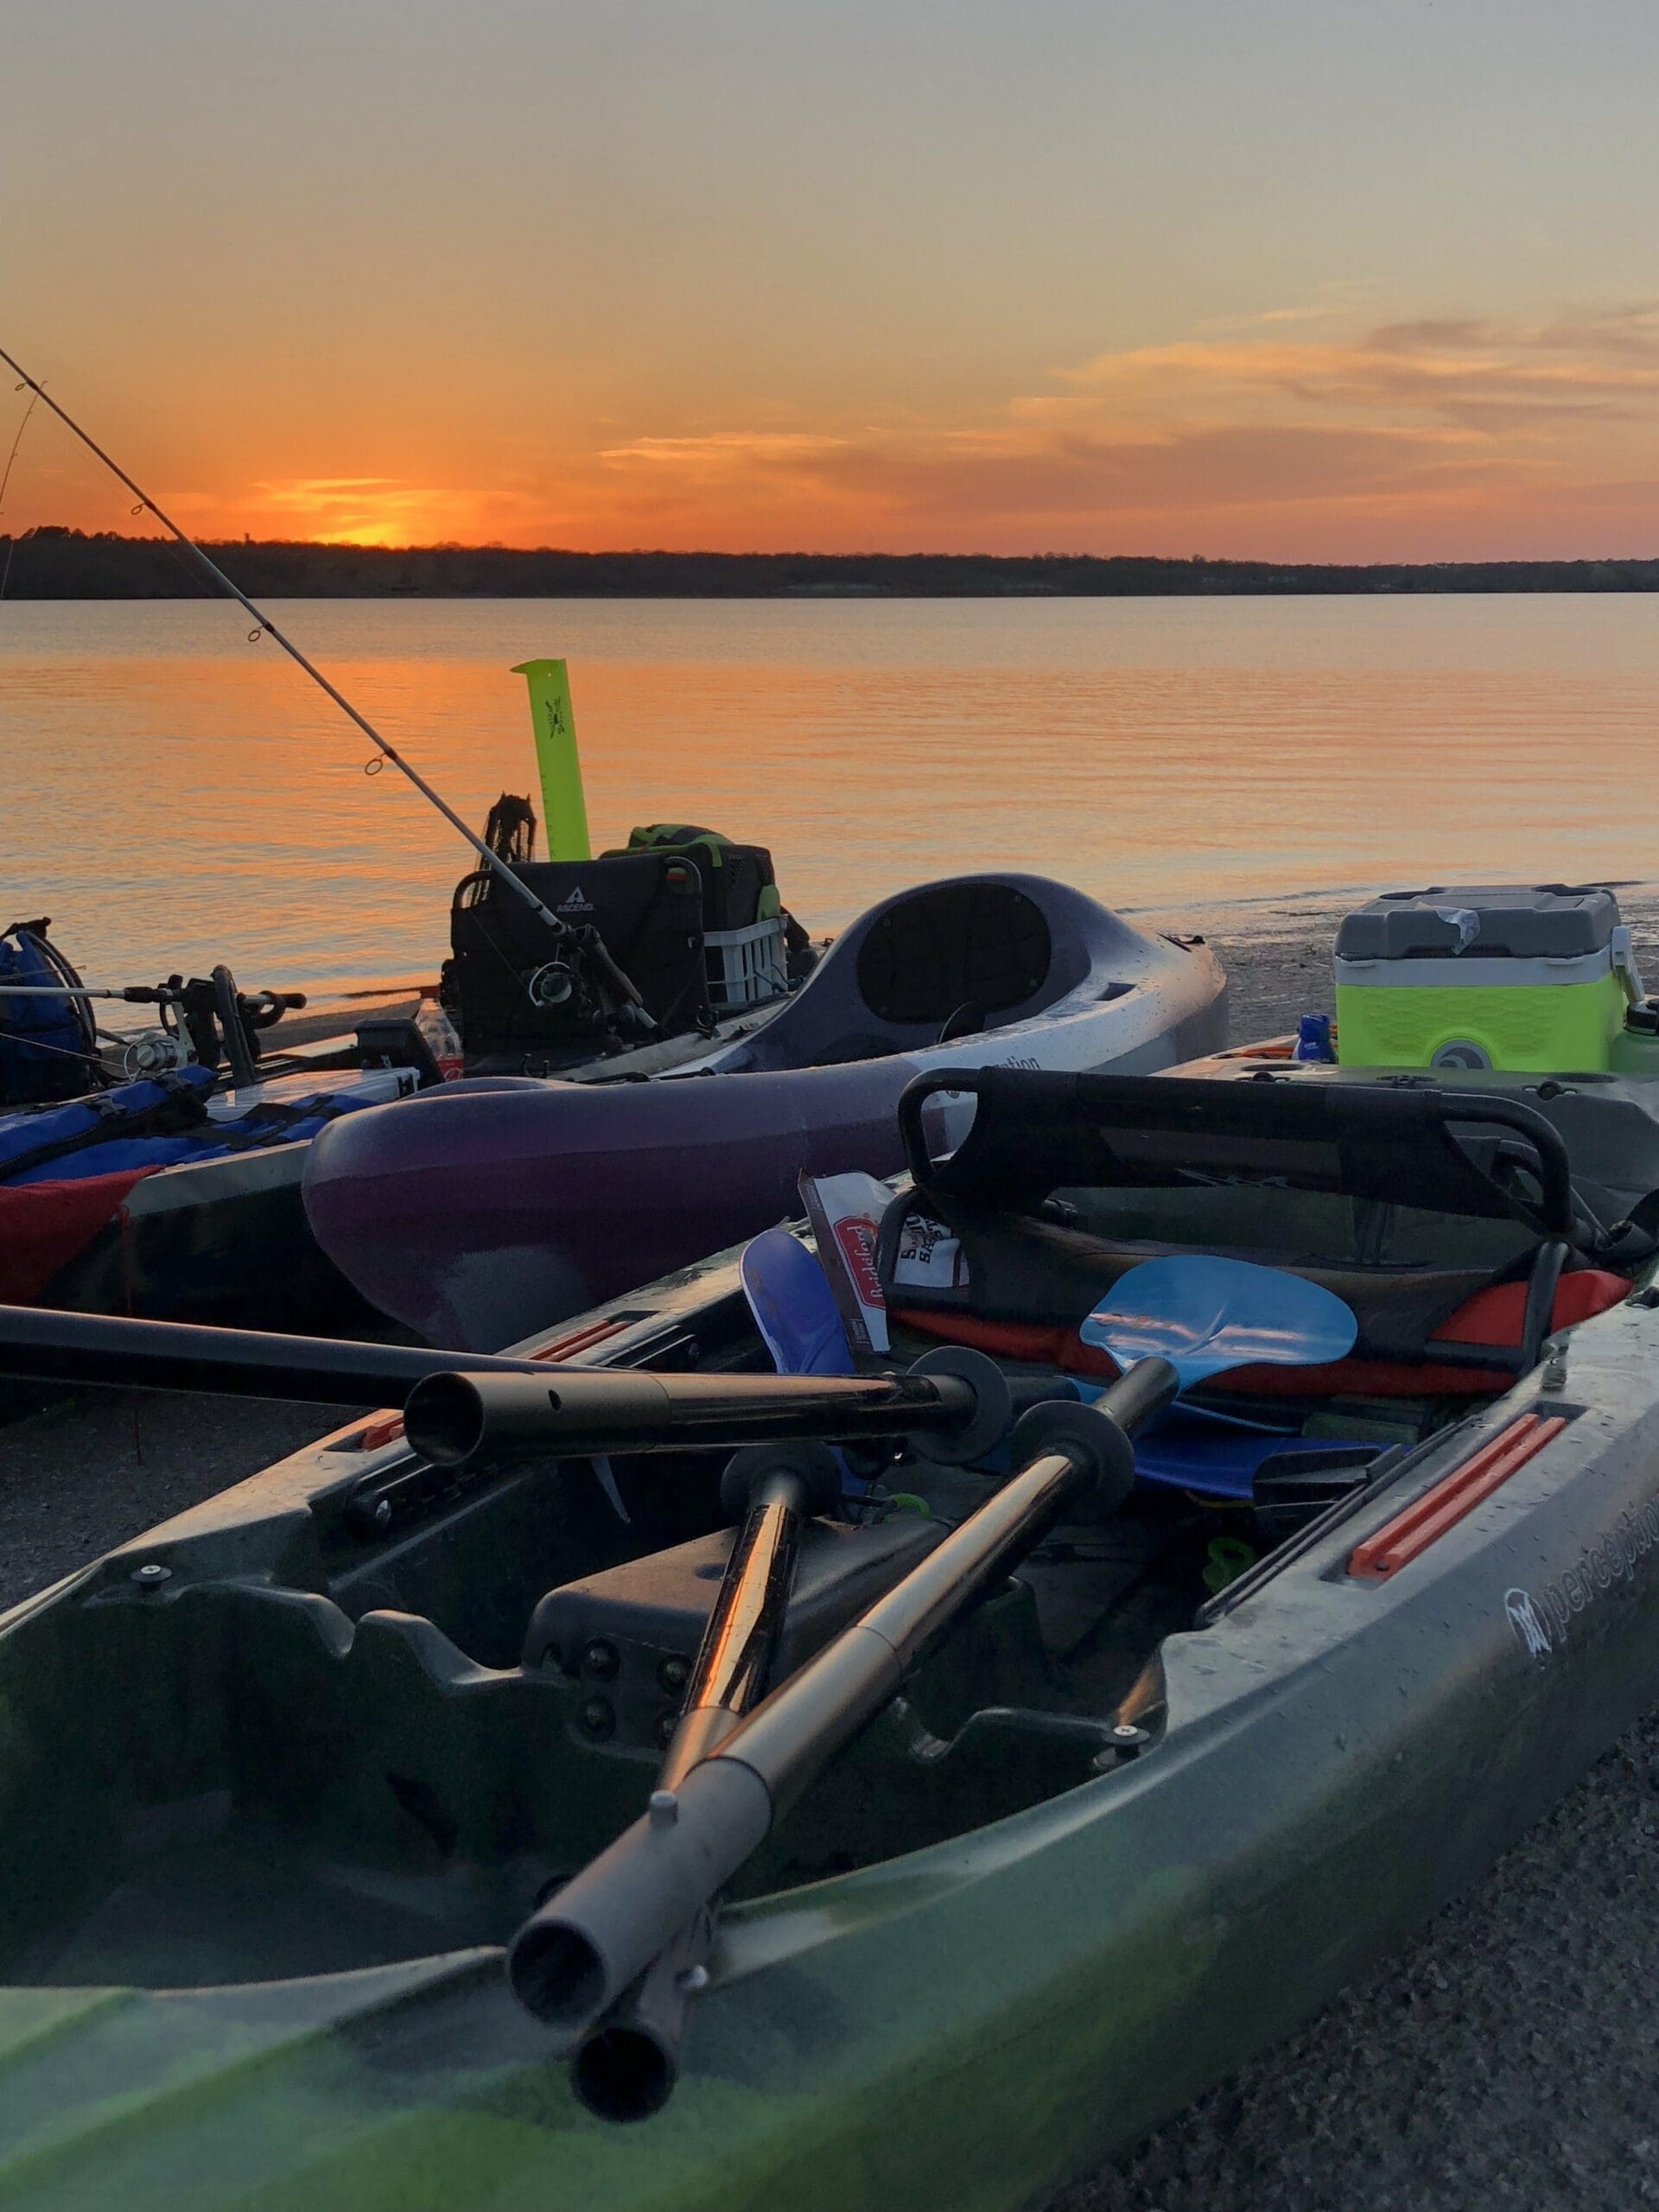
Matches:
[[798, 1169, 893, 1355]]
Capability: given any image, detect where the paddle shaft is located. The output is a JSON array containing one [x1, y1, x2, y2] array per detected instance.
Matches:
[[0, 1302, 556, 1405], [655, 1446, 841, 1793], [512, 1359, 1173, 2056], [404, 1364, 983, 1464], [0, 1303, 1002, 1476], [537, 1440, 844, 2118]]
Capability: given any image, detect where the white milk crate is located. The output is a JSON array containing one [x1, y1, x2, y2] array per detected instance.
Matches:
[[704, 916, 790, 1008]]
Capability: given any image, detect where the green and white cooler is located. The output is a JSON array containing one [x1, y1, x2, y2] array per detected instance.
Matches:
[[1334, 884, 1644, 1072]]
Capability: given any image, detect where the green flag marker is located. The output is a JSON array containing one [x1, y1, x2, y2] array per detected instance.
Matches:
[[512, 657, 591, 861]]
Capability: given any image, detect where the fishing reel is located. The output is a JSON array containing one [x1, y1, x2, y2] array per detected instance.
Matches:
[[526, 962, 576, 1009], [524, 928, 655, 1047], [119, 1026, 192, 1079]]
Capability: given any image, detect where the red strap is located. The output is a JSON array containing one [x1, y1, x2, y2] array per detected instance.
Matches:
[[0, 1168, 159, 1303], [893, 1267, 1630, 1401]]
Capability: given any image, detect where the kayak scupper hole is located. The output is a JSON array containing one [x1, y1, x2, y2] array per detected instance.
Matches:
[[574, 2023, 674, 2124], [509, 1922, 606, 2026]]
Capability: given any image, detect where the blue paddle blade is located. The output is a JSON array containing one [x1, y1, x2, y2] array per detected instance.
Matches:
[[1079, 1255, 1357, 1396], [741, 1226, 855, 1379], [1133, 1413, 1354, 1501]]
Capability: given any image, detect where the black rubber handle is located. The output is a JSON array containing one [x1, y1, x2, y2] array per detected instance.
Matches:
[[1438, 1095, 1575, 1236], [898, 1069, 988, 1189]]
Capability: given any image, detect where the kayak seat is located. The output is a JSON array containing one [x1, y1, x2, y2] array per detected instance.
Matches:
[[875, 1201, 1511, 1355], [856, 882, 1051, 1027], [880, 1065, 1629, 1397], [719, 874, 1092, 1073], [895, 1266, 1630, 1400]]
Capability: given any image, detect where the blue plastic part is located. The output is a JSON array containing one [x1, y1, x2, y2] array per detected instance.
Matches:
[[740, 1226, 855, 1378], [0, 1067, 389, 1186], [1292, 1011, 1336, 1063], [0, 925, 90, 1100], [740, 1226, 864, 1493], [1080, 1255, 1357, 1396], [1132, 1410, 1350, 1500]]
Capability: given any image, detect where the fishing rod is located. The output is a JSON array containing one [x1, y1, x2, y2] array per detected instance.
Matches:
[[0, 982, 180, 1001], [0, 343, 651, 1031]]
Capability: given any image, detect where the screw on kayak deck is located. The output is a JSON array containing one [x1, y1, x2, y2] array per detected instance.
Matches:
[[1097, 1724, 1149, 1769], [130, 1562, 171, 1586]]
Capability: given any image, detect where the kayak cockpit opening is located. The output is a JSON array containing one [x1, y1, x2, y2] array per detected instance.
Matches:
[[702, 874, 1179, 1073]]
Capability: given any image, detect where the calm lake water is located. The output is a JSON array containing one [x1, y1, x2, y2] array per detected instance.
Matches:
[[3, 594, 1656, 1005]]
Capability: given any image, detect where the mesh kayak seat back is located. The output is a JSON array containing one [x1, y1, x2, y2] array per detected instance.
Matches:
[[884, 1066, 1606, 1389], [446, 854, 707, 1058]]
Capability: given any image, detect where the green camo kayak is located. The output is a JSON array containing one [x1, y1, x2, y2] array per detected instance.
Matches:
[[4, 1060, 1659, 2208]]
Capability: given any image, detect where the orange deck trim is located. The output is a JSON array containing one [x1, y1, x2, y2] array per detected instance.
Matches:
[[1349, 1413, 1567, 1581], [353, 1314, 633, 1450], [531, 1316, 632, 1364]]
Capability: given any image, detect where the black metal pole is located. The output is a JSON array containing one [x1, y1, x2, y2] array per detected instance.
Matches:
[[404, 1363, 982, 1465], [0, 1302, 555, 1405], [655, 1443, 845, 1793], [402, 1344, 1014, 1467], [530, 1440, 845, 2120], [512, 1359, 1177, 2101]]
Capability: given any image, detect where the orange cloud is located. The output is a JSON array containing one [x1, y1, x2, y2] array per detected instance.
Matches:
[[569, 304, 1659, 556], [15, 300, 1659, 558], [240, 477, 488, 546]]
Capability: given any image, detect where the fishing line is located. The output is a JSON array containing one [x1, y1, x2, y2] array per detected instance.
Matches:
[[0, 343, 576, 942], [0, 378, 44, 599]]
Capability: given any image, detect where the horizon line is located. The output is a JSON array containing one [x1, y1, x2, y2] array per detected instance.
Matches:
[[10, 527, 1659, 570]]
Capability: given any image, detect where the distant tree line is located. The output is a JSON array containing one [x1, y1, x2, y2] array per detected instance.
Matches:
[[5, 526, 1659, 599]]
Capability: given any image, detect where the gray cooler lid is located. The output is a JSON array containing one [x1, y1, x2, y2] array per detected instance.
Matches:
[[1334, 883, 1623, 962]]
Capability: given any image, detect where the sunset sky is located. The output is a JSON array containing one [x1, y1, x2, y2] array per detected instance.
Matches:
[[7, 1, 1659, 560]]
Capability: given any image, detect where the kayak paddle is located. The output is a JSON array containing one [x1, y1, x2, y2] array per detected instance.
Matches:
[[739, 1224, 855, 1378], [515, 1255, 1359, 2116], [1080, 1255, 1357, 1395]]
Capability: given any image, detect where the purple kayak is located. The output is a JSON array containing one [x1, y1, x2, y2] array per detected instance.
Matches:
[[302, 874, 1226, 1347]]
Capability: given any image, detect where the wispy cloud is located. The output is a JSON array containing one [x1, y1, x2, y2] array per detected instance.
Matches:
[[563, 302, 1659, 556], [599, 431, 850, 466], [241, 477, 485, 545], [128, 299, 1659, 558]]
